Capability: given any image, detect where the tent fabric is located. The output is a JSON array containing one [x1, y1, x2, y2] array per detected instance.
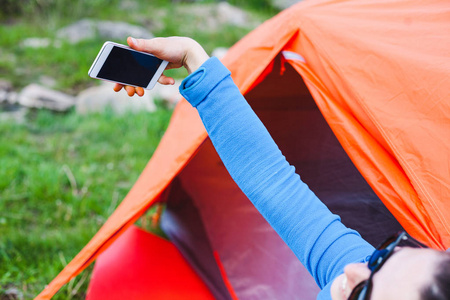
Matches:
[[37, 0, 450, 298], [221, 0, 450, 249], [86, 225, 214, 299]]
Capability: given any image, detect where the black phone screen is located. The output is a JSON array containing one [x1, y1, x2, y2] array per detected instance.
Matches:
[[97, 46, 163, 87]]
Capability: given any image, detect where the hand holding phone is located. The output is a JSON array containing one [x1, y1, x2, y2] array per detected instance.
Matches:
[[109, 37, 210, 97], [88, 41, 169, 90]]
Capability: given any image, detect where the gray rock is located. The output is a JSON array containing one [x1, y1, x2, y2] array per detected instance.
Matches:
[[151, 79, 182, 107], [180, 3, 256, 31], [56, 19, 153, 44], [0, 79, 12, 92], [0, 90, 18, 104], [211, 47, 228, 60], [0, 106, 27, 124], [38, 76, 57, 89], [18, 84, 75, 111], [76, 82, 156, 115], [0, 82, 22, 123], [21, 37, 51, 48], [7, 91, 18, 104], [56, 19, 97, 44], [97, 20, 154, 41], [0, 89, 8, 103], [216, 2, 249, 27], [3, 287, 23, 300]]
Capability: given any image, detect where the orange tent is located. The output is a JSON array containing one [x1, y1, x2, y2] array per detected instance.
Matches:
[[37, 0, 450, 298]]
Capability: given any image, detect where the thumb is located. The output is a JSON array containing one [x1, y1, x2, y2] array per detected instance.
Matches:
[[127, 36, 165, 58], [127, 36, 143, 51], [127, 36, 187, 68]]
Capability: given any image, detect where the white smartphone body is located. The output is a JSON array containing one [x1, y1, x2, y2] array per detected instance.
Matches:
[[88, 41, 169, 90]]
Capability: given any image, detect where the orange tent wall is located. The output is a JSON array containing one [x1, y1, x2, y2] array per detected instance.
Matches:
[[296, 0, 450, 248], [222, 0, 450, 249], [37, 0, 450, 298]]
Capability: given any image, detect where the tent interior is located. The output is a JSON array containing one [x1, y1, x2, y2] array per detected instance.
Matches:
[[87, 55, 406, 300]]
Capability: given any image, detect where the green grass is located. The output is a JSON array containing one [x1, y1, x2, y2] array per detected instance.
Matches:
[[0, 107, 172, 299], [0, 1, 279, 298]]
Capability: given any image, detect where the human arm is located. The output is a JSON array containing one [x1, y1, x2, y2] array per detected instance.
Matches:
[[115, 37, 374, 292], [179, 57, 374, 290]]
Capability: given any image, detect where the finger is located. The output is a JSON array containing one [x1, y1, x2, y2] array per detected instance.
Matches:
[[165, 62, 183, 70], [158, 74, 175, 85], [113, 83, 124, 92], [127, 36, 161, 54], [127, 36, 140, 50], [128, 36, 162, 54], [128, 36, 182, 67], [135, 87, 145, 97], [125, 85, 136, 97]]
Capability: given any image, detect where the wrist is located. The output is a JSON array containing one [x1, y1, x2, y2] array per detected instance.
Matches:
[[184, 41, 209, 74]]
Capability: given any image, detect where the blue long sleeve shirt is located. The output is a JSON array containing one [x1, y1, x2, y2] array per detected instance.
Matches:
[[179, 57, 374, 299]]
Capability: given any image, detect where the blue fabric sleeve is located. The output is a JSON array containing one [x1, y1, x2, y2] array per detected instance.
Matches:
[[180, 57, 374, 297]]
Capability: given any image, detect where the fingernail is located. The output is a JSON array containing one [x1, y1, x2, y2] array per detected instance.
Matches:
[[131, 37, 138, 46]]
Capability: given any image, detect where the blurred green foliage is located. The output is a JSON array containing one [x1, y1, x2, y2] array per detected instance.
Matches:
[[0, 107, 173, 299], [0, 1, 279, 298], [0, 0, 120, 20], [0, 0, 277, 93]]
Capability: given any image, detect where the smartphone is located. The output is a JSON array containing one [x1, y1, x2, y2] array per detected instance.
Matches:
[[88, 41, 169, 90]]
